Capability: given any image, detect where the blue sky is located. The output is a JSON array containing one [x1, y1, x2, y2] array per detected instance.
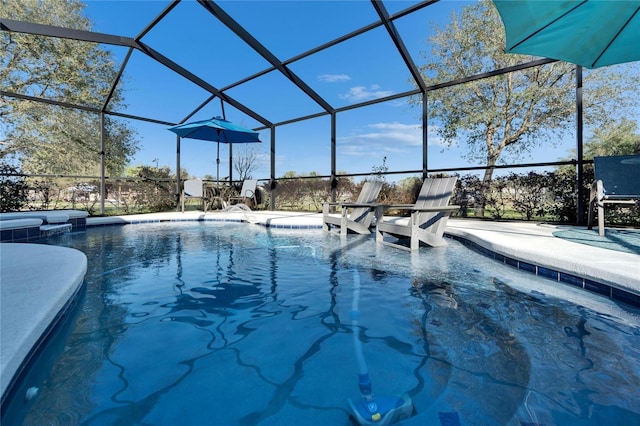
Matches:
[[80, 0, 638, 182]]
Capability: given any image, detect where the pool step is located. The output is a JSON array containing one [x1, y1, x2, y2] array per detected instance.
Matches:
[[40, 223, 72, 238]]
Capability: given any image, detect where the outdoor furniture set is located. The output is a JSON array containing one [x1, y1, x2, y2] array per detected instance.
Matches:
[[326, 153, 640, 249], [181, 154, 638, 248], [181, 179, 258, 213], [323, 176, 459, 250]]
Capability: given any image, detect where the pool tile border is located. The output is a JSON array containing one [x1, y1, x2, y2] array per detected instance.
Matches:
[[86, 216, 323, 230], [262, 223, 323, 229], [447, 234, 640, 309], [87, 217, 244, 226], [0, 227, 41, 243], [0, 226, 76, 243], [1, 217, 86, 243]]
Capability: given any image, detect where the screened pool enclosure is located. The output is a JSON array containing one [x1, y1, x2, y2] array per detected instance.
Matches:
[[1, 0, 638, 217]]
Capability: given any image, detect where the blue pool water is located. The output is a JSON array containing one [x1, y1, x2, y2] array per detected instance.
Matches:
[[3, 222, 640, 425]]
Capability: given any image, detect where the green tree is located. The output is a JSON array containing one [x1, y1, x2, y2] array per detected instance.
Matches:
[[414, 0, 636, 216], [125, 165, 175, 212], [0, 0, 138, 176], [0, 160, 28, 211], [507, 172, 549, 221], [551, 118, 639, 223], [583, 118, 640, 159], [396, 176, 422, 204]]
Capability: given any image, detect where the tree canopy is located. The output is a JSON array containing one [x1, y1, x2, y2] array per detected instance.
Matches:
[[0, 0, 138, 176], [414, 0, 637, 203], [583, 118, 640, 159]]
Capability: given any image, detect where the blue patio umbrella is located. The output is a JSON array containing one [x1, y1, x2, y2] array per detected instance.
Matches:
[[492, 0, 640, 69], [168, 117, 261, 185]]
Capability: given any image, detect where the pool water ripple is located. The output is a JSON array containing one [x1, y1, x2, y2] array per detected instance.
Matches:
[[3, 222, 639, 425]]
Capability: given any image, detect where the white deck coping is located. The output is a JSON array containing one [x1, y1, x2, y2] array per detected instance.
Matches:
[[86, 210, 325, 228], [445, 219, 640, 294], [0, 243, 87, 397], [0, 210, 88, 222], [0, 219, 43, 231], [1, 211, 638, 401]]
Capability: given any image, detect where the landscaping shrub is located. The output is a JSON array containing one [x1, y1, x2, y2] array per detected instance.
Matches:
[[0, 161, 28, 212]]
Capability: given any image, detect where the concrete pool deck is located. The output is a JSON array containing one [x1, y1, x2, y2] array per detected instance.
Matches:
[[1, 210, 639, 401]]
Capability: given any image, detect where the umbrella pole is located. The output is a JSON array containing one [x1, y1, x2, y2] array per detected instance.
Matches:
[[216, 141, 220, 187]]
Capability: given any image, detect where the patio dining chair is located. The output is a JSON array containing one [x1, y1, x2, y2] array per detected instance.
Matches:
[[228, 179, 258, 207], [375, 176, 459, 250], [588, 154, 640, 236], [322, 181, 383, 237], [181, 178, 207, 213]]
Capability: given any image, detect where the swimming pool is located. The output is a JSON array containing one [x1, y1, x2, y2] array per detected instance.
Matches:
[[3, 222, 640, 425]]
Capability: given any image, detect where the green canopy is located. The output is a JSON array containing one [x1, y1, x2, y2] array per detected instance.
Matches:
[[493, 0, 640, 68]]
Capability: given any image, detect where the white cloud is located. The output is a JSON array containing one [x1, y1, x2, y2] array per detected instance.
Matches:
[[338, 143, 405, 159], [361, 122, 422, 145], [318, 74, 351, 83], [337, 122, 448, 157], [339, 85, 394, 102]]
